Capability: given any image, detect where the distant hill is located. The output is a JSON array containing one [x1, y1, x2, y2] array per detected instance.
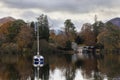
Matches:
[[55, 30, 65, 35], [50, 29, 65, 35], [0, 17, 15, 25], [108, 17, 120, 28]]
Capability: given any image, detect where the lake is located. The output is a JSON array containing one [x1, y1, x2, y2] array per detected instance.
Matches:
[[34, 51, 120, 80], [0, 51, 120, 80]]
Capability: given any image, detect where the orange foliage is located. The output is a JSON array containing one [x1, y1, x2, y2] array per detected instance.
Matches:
[[55, 34, 67, 47], [80, 29, 96, 46], [49, 30, 56, 41], [16, 57, 32, 77], [16, 26, 33, 50], [0, 21, 13, 40]]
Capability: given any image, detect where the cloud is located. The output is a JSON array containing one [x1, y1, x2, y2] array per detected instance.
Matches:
[[1, 0, 120, 13], [1, 0, 120, 31], [20, 10, 39, 21], [49, 18, 64, 30]]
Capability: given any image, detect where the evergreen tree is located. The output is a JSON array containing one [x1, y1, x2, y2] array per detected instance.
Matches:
[[64, 19, 77, 49], [92, 21, 105, 37], [64, 19, 76, 36], [30, 21, 35, 29], [65, 40, 72, 50], [37, 14, 50, 41]]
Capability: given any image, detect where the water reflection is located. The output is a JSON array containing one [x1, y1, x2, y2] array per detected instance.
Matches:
[[38, 52, 120, 80], [0, 51, 120, 80], [49, 68, 66, 80]]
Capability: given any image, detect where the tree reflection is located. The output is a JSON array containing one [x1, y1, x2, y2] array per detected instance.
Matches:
[[40, 64, 50, 80], [0, 54, 33, 80], [81, 58, 98, 79], [65, 64, 76, 80], [98, 53, 120, 78], [1, 51, 119, 80]]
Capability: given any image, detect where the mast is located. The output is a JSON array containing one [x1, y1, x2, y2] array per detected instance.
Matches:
[[36, 22, 39, 55], [94, 14, 97, 23]]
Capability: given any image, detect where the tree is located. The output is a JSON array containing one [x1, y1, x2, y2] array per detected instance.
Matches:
[[64, 19, 77, 50], [16, 26, 34, 51], [92, 21, 105, 37], [65, 40, 72, 50], [64, 19, 76, 41], [0, 21, 13, 45], [97, 22, 120, 49], [80, 23, 96, 46], [37, 14, 50, 41], [81, 23, 93, 31], [80, 30, 96, 46], [7, 20, 25, 42], [75, 36, 84, 44], [64, 19, 75, 34], [55, 33, 67, 48], [30, 21, 35, 29], [49, 29, 56, 43], [1, 43, 18, 54]]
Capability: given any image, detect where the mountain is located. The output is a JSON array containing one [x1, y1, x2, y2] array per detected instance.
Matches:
[[108, 17, 120, 28], [55, 30, 65, 35], [0, 16, 15, 25], [50, 29, 65, 35]]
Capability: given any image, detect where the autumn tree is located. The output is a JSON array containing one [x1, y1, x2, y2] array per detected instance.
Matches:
[[97, 22, 120, 49], [16, 26, 34, 51], [1, 43, 18, 54], [0, 21, 13, 45], [0, 21, 12, 35], [49, 29, 56, 43], [0, 19, 35, 54], [7, 20, 25, 42], [80, 23, 96, 46], [55, 33, 67, 48], [81, 23, 93, 31]]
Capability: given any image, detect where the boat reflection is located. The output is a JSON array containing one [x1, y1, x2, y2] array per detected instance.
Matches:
[[0, 50, 119, 80]]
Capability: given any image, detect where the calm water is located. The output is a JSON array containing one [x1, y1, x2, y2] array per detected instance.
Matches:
[[0, 51, 120, 80], [35, 52, 120, 80]]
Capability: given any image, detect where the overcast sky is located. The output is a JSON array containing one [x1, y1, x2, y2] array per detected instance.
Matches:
[[0, 0, 120, 31]]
